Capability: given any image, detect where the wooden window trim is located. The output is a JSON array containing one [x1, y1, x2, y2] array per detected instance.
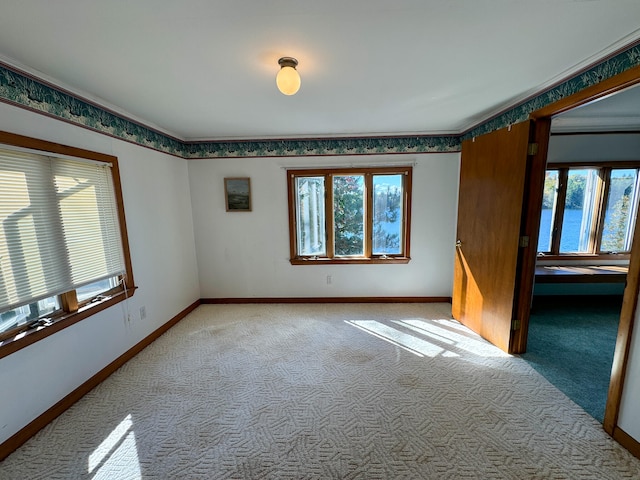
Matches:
[[326, 175, 335, 259], [0, 131, 136, 359], [0, 286, 137, 359], [287, 166, 412, 264], [60, 291, 79, 313], [364, 173, 373, 259], [289, 257, 411, 265], [540, 161, 640, 259]]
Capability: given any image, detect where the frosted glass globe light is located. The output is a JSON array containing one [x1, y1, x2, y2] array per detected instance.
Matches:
[[276, 57, 301, 95]]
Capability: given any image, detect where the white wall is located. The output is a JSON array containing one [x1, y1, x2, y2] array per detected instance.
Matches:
[[0, 103, 200, 445], [547, 133, 640, 163], [189, 154, 459, 299]]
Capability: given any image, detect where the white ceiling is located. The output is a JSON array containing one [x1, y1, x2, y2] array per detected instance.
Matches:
[[551, 82, 640, 132], [1, 1, 640, 141]]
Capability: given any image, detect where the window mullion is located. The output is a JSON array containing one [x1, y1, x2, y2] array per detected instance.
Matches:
[[402, 169, 412, 257], [326, 174, 335, 259], [551, 169, 568, 255], [365, 173, 373, 258], [287, 173, 298, 259], [594, 168, 611, 253]]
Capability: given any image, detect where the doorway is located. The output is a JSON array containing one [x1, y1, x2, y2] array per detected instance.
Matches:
[[524, 83, 640, 423]]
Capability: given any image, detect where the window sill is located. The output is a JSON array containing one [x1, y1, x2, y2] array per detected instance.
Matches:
[[0, 286, 137, 360], [290, 257, 411, 265], [537, 253, 630, 261]]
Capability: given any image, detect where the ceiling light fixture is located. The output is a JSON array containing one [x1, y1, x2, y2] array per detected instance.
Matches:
[[276, 57, 301, 96]]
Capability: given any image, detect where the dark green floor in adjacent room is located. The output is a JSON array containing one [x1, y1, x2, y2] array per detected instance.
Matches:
[[521, 295, 622, 423]]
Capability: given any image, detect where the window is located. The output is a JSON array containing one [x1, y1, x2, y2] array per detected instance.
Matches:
[[288, 166, 412, 264], [537, 163, 640, 257], [0, 131, 135, 356]]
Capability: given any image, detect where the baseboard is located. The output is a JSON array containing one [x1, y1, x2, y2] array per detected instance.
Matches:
[[0, 299, 201, 461], [613, 426, 640, 459], [202, 296, 452, 304]]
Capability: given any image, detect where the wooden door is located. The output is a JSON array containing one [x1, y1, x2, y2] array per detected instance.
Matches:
[[452, 121, 532, 353]]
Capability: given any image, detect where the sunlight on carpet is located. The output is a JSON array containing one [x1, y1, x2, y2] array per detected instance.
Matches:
[[88, 414, 142, 479]]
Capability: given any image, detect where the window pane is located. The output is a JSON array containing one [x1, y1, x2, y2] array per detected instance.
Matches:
[[295, 177, 326, 256], [77, 276, 121, 303], [601, 169, 639, 252], [560, 169, 598, 252], [538, 170, 558, 252], [0, 295, 59, 334], [333, 175, 365, 256], [373, 174, 403, 255]]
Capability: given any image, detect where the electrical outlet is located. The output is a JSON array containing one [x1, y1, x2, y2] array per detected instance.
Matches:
[[140, 306, 147, 320], [327, 275, 332, 285]]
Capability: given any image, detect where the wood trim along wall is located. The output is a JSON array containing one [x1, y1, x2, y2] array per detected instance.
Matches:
[[0, 131, 117, 163], [510, 118, 551, 353], [613, 427, 640, 460], [202, 297, 451, 304], [0, 299, 201, 461], [604, 197, 640, 434], [0, 289, 138, 361]]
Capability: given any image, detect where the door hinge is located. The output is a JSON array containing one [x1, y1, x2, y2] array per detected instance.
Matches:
[[527, 143, 539, 156], [511, 319, 521, 331], [519, 236, 530, 248]]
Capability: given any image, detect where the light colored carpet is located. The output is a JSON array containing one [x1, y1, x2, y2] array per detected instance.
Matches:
[[2, 303, 640, 479]]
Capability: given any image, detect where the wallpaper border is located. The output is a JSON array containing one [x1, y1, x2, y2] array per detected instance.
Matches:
[[463, 41, 640, 140]]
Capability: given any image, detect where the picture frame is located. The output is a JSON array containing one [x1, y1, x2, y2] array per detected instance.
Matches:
[[224, 177, 252, 212]]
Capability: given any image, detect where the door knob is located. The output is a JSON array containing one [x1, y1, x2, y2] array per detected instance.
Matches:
[[455, 239, 462, 248]]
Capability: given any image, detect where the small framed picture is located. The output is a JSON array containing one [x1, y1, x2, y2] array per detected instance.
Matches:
[[224, 177, 252, 212]]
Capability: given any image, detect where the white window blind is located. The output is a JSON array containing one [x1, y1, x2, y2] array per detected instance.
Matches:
[[0, 147, 125, 312]]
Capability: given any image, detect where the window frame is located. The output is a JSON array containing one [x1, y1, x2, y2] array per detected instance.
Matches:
[[538, 161, 640, 260], [0, 131, 136, 359], [287, 166, 412, 265]]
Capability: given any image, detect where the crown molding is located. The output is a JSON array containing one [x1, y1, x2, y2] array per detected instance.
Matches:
[[551, 116, 640, 133]]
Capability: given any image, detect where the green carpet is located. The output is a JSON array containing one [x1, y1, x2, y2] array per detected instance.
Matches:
[[521, 295, 621, 423]]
